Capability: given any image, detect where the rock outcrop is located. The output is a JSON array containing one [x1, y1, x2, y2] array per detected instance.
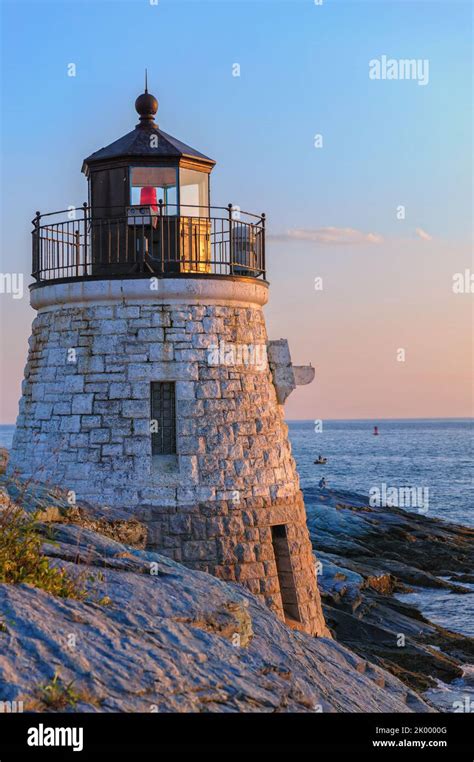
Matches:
[[305, 488, 474, 695], [0, 477, 432, 713]]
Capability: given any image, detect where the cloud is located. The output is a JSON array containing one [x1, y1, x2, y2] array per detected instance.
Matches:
[[268, 227, 384, 245], [415, 227, 433, 241]]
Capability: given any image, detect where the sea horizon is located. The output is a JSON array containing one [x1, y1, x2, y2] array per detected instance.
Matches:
[[2, 416, 473, 427], [288, 416, 474, 422]]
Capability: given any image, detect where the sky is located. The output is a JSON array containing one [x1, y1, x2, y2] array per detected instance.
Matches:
[[0, 0, 472, 422]]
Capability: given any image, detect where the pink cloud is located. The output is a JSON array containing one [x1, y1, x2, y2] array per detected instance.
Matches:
[[268, 227, 383, 245], [415, 227, 433, 241]]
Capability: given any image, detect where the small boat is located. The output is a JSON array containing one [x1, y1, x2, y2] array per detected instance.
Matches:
[[314, 456, 327, 465], [373, 426, 379, 436]]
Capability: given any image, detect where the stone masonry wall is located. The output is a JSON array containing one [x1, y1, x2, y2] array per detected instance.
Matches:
[[9, 298, 327, 636]]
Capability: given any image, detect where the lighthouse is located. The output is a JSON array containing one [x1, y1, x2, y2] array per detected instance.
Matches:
[[8, 85, 327, 636]]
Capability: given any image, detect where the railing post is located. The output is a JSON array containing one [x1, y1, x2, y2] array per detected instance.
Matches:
[[32, 211, 41, 280], [261, 212, 266, 279], [140, 217, 145, 272], [82, 202, 88, 275], [228, 203, 233, 275], [159, 198, 164, 274], [75, 230, 80, 277]]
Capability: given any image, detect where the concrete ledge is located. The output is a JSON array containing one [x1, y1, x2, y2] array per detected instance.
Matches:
[[267, 339, 315, 404], [31, 277, 269, 312], [293, 366, 315, 386]]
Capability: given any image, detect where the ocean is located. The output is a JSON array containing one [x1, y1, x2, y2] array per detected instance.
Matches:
[[288, 418, 473, 527], [0, 426, 15, 451]]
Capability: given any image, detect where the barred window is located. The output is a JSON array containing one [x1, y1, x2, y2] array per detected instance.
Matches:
[[150, 382, 176, 455]]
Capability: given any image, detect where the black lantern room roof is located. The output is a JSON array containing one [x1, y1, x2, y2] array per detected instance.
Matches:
[[82, 85, 215, 175]]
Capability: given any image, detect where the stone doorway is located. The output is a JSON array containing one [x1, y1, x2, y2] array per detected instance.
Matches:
[[271, 524, 301, 623]]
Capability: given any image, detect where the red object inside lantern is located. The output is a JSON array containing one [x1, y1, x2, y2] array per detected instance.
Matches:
[[139, 186, 158, 211]]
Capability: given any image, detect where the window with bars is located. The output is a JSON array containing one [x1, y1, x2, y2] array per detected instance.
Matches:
[[150, 382, 176, 455]]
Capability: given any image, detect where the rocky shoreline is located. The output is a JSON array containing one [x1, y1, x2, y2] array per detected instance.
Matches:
[[0, 452, 472, 712], [305, 487, 474, 702]]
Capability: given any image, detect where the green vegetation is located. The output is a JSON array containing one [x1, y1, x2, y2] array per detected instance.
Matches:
[[0, 505, 87, 599], [36, 672, 81, 710]]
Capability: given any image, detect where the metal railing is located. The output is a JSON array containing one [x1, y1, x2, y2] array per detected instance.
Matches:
[[31, 203, 266, 284]]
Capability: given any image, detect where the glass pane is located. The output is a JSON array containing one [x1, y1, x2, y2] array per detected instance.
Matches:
[[130, 167, 178, 215], [179, 168, 209, 217]]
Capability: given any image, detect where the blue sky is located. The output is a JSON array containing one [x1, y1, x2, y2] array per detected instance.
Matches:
[[1, 0, 471, 238], [0, 0, 472, 421]]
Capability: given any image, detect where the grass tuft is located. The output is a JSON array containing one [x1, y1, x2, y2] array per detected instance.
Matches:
[[0, 505, 87, 599], [36, 672, 81, 710]]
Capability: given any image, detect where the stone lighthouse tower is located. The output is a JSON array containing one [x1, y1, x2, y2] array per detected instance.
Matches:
[[9, 85, 327, 636]]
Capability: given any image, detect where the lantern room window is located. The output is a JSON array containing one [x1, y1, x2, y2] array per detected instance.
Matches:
[[130, 166, 178, 214], [179, 168, 209, 218]]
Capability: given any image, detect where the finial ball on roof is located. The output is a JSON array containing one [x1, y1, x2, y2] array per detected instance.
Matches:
[[135, 91, 158, 123]]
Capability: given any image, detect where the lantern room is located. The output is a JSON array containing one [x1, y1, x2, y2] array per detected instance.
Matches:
[[82, 85, 215, 218], [31, 83, 266, 283], [81, 84, 215, 275]]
